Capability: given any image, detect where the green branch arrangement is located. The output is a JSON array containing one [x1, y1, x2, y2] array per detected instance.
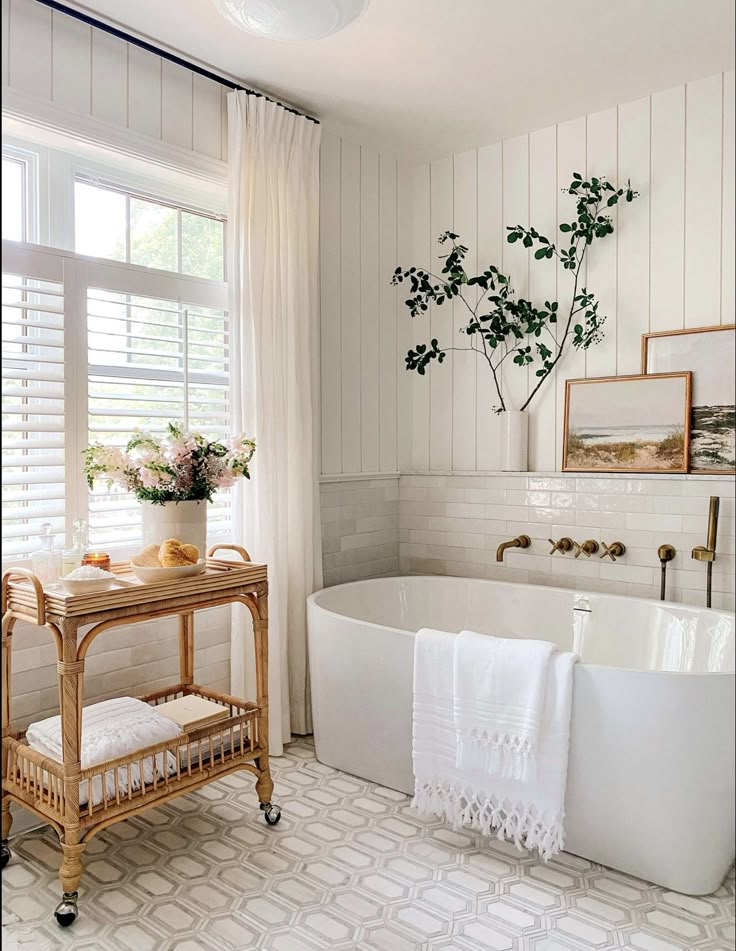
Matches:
[[393, 173, 639, 413]]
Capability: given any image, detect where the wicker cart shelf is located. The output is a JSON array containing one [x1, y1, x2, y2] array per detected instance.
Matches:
[[1, 544, 278, 927]]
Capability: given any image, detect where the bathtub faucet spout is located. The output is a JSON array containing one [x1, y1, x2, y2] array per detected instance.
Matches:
[[496, 535, 531, 563]]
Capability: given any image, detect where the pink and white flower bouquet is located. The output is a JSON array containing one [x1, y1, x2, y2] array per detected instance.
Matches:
[[84, 423, 256, 504]]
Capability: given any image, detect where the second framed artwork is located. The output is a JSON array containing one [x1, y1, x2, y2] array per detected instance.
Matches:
[[642, 324, 736, 474], [562, 373, 692, 473]]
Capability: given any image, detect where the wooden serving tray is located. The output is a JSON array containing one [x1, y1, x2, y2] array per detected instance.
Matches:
[[3, 557, 267, 620]]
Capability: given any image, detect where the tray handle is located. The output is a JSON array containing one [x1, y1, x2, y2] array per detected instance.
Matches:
[[206, 544, 252, 563], [2, 569, 46, 625]]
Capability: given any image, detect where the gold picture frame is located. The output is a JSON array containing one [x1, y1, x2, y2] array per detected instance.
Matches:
[[562, 372, 692, 473], [642, 324, 736, 474]]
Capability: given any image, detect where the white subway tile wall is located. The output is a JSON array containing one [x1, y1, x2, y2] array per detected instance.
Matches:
[[320, 477, 400, 586], [9, 606, 231, 735], [398, 474, 735, 611], [321, 473, 735, 611]]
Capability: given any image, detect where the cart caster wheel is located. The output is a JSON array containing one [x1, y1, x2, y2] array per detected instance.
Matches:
[[261, 803, 281, 826], [0, 841, 10, 870], [54, 893, 78, 928]]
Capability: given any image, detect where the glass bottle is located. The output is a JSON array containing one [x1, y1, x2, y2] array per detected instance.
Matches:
[[32, 522, 62, 585], [61, 518, 89, 576]]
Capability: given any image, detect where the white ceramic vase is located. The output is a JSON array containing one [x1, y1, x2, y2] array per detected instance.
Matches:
[[140, 500, 207, 557], [501, 410, 529, 472]]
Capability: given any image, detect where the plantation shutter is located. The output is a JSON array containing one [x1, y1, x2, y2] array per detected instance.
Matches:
[[1, 244, 66, 558], [85, 267, 230, 549]]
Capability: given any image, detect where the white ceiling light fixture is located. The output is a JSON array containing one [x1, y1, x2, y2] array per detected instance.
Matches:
[[213, 0, 369, 41]]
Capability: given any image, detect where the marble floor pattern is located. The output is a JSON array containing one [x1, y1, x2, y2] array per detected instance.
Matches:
[[1, 738, 734, 951]]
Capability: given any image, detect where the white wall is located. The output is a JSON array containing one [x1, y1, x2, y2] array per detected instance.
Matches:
[[2, 0, 227, 171], [318, 71, 736, 615], [404, 71, 735, 472], [319, 131, 413, 476]]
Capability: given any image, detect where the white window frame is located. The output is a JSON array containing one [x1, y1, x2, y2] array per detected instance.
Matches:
[[1, 143, 42, 244], [2, 130, 227, 266]]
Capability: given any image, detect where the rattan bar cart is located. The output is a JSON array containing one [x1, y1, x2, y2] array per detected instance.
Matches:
[[1, 544, 280, 926]]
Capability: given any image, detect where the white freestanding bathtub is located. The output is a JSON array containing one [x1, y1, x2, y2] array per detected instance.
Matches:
[[307, 575, 735, 895]]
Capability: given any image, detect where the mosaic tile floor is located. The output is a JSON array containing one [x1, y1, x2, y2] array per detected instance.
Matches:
[[2, 738, 734, 951]]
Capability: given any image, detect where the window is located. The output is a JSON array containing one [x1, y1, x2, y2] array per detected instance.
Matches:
[[75, 180, 225, 281], [2, 157, 27, 242], [87, 287, 230, 548], [1, 139, 229, 562]]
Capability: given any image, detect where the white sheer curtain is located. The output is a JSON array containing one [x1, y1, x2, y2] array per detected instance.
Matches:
[[227, 91, 322, 753]]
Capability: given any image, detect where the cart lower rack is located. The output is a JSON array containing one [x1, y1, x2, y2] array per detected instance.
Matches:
[[1, 545, 279, 927]]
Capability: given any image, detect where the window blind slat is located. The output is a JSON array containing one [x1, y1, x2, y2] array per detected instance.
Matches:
[[1, 273, 65, 558]]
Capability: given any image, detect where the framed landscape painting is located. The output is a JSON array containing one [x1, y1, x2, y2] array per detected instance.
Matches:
[[562, 373, 692, 473], [642, 324, 736, 473]]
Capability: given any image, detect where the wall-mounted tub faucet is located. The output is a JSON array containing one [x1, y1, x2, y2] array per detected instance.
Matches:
[[692, 496, 720, 608], [658, 544, 676, 601], [496, 535, 531, 563]]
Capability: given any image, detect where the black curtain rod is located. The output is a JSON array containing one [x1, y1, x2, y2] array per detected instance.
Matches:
[[33, 0, 319, 123]]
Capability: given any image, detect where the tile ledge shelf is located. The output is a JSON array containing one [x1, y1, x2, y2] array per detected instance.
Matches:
[[322, 470, 733, 482], [320, 472, 400, 483]]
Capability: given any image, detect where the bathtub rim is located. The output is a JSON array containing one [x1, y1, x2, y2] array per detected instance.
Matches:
[[307, 574, 736, 676]]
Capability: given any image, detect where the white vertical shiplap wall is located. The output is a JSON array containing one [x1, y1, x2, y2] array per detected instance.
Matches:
[[319, 131, 409, 476], [2, 0, 227, 163], [405, 71, 735, 472]]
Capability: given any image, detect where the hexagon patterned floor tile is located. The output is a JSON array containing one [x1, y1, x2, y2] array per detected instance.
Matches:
[[1, 738, 734, 951]]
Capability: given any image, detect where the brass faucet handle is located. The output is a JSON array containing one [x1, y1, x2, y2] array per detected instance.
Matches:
[[600, 541, 626, 562], [548, 537, 573, 555], [573, 539, 599, 559]]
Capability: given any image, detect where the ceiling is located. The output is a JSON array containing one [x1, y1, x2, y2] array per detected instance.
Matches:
[[75, 0, 735, 161]]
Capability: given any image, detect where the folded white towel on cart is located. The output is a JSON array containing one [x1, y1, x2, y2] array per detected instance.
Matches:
[[453, 630, 555, 782], [412, 628, 578, 860], [26, 697, 182, 807]]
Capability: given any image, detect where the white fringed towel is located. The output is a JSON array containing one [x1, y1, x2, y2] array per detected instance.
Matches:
[[454, 630, 555, 782], [26, 697, 182, 807], [412, 628, 578, 860]]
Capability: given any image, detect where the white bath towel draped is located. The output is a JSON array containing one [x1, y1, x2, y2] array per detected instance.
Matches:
[[454, 630, 555, 782], [412, 628, 578, 860], [227, 92, 323, 750]]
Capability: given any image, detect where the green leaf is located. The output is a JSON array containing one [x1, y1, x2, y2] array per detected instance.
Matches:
[[534, 248, 547, 259], [507, 232, 519, 243], [559, 223, 572, 233]]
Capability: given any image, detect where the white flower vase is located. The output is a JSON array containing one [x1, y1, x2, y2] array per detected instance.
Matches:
[[141, 500, 207, 558], [501, 410, 529, 472]]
